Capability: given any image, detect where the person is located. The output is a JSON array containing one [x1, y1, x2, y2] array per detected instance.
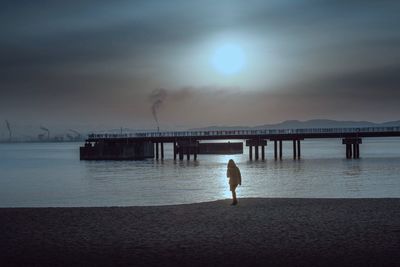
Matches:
[[226, 159, 241, 205]]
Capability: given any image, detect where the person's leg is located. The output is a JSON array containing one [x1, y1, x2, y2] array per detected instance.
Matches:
[[232, 190, 237, 205]]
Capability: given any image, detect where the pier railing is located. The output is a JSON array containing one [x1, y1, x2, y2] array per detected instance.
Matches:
[[88, 126, 400, 139]]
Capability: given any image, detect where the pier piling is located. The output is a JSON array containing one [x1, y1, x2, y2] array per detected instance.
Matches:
[[246, 139, 267, 160], [349, 144, 353, 158], [179, 147, 184, 160], [155, 142, 159, 160], [173, 141, 177, 160], [292, 139, 301, 159], [255, 145, 259, 160], [186, 147, 190, 160], [261, 145, 265, 160], [343, 138, 362, 159], [297, 140, 301, 159], [355, 144, 360, 158], [293, 140, 297, 159]]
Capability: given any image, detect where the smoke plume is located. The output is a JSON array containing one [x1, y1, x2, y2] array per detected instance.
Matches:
[[40, 126, 49, 132], [40, 126, 50, 139], [5, 120, 12, 140], [69, 129, 81, 136], [149, 88, 167, 131]]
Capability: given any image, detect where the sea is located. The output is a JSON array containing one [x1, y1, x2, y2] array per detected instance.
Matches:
[[0, 138, 399, 207]]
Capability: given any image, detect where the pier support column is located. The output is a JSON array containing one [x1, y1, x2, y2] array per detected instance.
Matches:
[[173, 141, 177, 160], [255, 145, 259, 160], [160, 142, 164, 159], [155, 142, 159, 160], [346, 144, 352, 159], [246, 139, 266, 161], [349, 144, 353, 158], [349, 144, 352, 158], [186, 147, 190, 160], [279, 140, 283, 160], [297, 140, 301, 159], [353, 144, 360, 159], [293, 140, 297, 159], [261, 145, 265, 160], [194, 147, 197, 160], [274, 140, 278, 160], [355, 144, 360, 159], [343, 138, 362, 159], [179, 146, 184, 160]]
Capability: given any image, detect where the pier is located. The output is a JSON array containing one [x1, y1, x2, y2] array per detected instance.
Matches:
[[80, 126, 400, 160]]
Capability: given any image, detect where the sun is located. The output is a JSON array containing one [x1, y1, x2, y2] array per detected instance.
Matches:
[[211, 43, 246, 75]]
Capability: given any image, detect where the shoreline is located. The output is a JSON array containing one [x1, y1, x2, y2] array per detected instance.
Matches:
[[3, 196, 400, 209], [1, 198, 400, 266]]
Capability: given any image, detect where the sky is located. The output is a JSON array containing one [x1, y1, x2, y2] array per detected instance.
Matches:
[[1, 0, 399, 135]]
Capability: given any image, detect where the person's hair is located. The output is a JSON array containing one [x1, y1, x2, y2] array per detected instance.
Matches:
[[227, 159, 236, 168]]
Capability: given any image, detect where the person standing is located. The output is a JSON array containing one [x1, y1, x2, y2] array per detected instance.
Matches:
[[227, 159, 241, 205]]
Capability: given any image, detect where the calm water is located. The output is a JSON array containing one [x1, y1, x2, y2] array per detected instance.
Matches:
[[0, 138, 400, 207]]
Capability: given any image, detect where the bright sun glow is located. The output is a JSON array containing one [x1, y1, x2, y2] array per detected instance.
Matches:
[[211, 43, 246, 75]]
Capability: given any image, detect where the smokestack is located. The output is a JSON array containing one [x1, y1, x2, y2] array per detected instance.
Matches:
[[5, 120, 12, 141], [149, 88, 167, 132], [40, 126, 50, 140]]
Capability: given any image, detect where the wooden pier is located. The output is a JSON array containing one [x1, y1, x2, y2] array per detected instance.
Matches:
[[80, 126, 400, 160]]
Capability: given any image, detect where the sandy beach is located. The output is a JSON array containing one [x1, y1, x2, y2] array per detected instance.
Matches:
[[1, 198, 400, 267]]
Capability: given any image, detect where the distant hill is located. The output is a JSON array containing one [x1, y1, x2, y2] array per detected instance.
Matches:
[[190, 120, 400, 131]]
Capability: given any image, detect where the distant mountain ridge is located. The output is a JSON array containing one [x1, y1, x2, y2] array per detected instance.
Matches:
[[190, 120, 400, 131]]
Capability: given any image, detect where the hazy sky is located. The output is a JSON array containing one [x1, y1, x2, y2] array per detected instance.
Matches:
[[1, 0, 399, 133]]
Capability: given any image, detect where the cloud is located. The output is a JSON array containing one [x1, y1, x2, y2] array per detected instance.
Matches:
[[288, 64, 400, 98], [0, 1, 399, 129]]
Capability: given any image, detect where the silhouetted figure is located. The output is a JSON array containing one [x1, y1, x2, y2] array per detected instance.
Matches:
[[227, 159, 241, 205]]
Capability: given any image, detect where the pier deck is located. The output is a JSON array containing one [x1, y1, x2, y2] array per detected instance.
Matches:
[[81, 126, 400, 160]]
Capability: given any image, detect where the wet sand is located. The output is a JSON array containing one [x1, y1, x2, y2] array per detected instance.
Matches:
[[1, 198, 400, 267]]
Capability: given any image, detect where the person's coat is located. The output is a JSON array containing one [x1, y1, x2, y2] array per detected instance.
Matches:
[[227, 166, 241, 186]]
